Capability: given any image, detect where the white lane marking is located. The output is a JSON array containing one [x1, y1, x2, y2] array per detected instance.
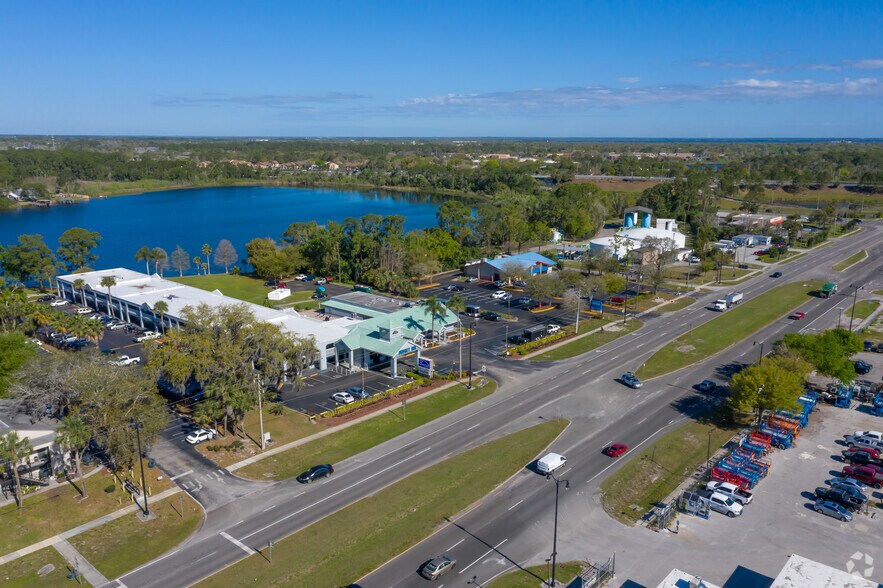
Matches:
[[466, 423, 481, 432], [242, 447, 433, 540], [637, 417, 647, 425], [600, 439, 612, 449], [582, 369, 591, 375], [459, 539, 508, 574], [193, 550, 217, 564], [263, 504, 277, 512], [220, 531, 256, 555], [507, 499, 524, 511], [229, 519, 245, 527], [447, 538, 465, 551], [587, 420, 686, 486], [170, 470, 193, 481]]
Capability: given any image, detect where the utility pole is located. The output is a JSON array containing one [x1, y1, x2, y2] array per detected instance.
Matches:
[[849, 284, 862, 331], [468, 321, 474, 389], [133, 422, 149, 516], [574, 287, 581, 333], [546, 472, 569, 587], [754, 341, 765, 365]]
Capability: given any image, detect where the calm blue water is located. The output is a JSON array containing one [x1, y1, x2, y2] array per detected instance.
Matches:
[[0, 186, 444, 274]]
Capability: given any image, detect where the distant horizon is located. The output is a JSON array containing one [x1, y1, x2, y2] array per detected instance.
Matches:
[[3, 134, 882, 143]]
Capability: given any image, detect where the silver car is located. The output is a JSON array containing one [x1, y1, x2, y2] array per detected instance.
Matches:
[[814, 500, 852, 522], [421, 555, 456, 580]]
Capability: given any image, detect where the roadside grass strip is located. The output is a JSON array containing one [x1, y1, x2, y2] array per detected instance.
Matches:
[[487, 561, 585, 587], [69, 494, 202, 580], [0, 460, 174, 555], [237, 381, 497, 480], [0, 546, 85, 588], [654, 296, 696, 313], [532, 320, 643, 361], [848, 299, 880, 322], [832, 249, 867, 271], [636, 281, 823, 379], [194, 419, 569, 588], [169, 274, 313, 306], [600, 420, 738, 525]]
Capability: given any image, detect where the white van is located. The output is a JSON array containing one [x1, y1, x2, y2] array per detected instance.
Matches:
[[537, 452, 566, 474]]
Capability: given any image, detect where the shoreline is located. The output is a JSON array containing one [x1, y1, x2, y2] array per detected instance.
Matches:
[[1, 178, 488, 213]]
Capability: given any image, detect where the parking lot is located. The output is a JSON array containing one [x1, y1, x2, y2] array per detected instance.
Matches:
[[676, 360, 883, 581]]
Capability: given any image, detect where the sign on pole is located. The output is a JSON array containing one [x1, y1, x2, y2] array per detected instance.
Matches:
[[417, 357, 434, 377]]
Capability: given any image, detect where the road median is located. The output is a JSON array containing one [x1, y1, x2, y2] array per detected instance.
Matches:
[[636, 281, 824, 380], [193, 419, 569, 588]]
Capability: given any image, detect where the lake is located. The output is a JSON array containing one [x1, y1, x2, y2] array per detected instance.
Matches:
[[0, 186, 445, 274]]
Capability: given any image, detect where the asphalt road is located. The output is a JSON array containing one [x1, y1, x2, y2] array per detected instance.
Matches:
[[105, 223, 883, 588]]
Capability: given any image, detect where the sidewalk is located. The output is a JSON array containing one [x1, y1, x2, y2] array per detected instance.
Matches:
[[54, 538, 109, 586], [0, 487, 181, 567], [227, 380, 463, 472]]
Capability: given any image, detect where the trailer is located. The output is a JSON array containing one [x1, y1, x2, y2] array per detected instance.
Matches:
[[725, 292, 743, 306], [820, 282, 837, 298]]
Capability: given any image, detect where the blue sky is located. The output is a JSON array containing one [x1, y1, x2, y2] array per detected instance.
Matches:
[[2, 1, 882, 137]]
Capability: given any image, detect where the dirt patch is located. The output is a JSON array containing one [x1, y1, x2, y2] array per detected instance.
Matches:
[[676, 345, 696, 353]]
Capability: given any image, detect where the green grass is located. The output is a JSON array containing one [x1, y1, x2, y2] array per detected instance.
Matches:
[[75, 178, 264, 197], [169, 274, 313, 306], [600, 420, 738, 524], [664, 267, 754, 286], [0, 546, 87, 588], [832, 250, 867, 271], [69, 494, 202, 580], [779, 251, 809, 264], [0, 462, 175, 555], [487, 562, 585, 588], [637, 281, 823, 379], [194, 419, 568, 588], [875, 290, 883, 297], [654, 296, 697, 313], [848, 300, 880, 322], [238, 381, 497, 480], [532, 319, 643, 361]]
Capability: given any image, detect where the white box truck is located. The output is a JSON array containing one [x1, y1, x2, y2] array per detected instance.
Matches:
[[726, 292, 743, 306], [537, 452, 566, 474]]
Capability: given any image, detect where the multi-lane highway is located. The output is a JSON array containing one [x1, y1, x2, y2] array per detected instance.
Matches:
[[107, 223, 882, 588]]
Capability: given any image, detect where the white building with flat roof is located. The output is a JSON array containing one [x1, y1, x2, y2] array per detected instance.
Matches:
[[56, 268, 356, 370]]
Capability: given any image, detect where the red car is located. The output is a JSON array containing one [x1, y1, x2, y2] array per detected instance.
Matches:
[[275, 282, 287, 289], [610, 296, 626, 304], [843, 465, 883, 488], [789, 312, 806, 320], [605, 443, 629, 458]]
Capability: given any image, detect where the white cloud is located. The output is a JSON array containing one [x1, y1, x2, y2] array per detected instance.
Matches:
[[850, 59, 883, 69], [154, 92, 368, 108], [617, 76, 641, 84], [397, 78, 883, 114], [809, 63, 841, 71]]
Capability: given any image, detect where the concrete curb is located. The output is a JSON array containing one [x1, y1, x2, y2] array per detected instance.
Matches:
[[0, 487, 181, 567], [227, 379, 467, 472]]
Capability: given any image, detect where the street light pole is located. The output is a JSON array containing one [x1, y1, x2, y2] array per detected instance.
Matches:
[[837, 307, 844, 329], [133, 422, 149, 516], [468, 321, 474, 388], [849, 283, 862, 331], [754, 340, 764, 365], [574, 288, 581, 333], [546, 472, 569, 587]]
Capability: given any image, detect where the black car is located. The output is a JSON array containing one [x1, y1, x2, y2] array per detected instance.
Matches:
[[507, 334, 528, 345], [855, 360, 872, 375], [450, 285, 465, 292], [814, 486, 866, 512], [876, 344, 883, 354], [842, 448, 881, 466], [296, 464, 334, 483], [866, 341, 876, 352], [38, 295, 54, 302], [480, 311, 501, 321], [771, 271, 783, 278]]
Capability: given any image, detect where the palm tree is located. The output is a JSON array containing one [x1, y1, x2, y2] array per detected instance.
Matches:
[[201, 244, 212, 275], [134, 246, 152, 275], [100, 276, 117, 318], [193, 257, 202, 275], [57, 415, 91, 498], [73, 278, 87, 308], [0, 431, 33, 509], [424, 296, 447, 348], [446, 294, 466, 376], [153, 300, 168, 335]]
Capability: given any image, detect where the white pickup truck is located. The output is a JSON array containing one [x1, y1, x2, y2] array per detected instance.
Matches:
[[110, 355, 141, 366], [706, 480, 753, 505]]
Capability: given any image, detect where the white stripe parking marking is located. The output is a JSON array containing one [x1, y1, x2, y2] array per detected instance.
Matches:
[[220, 531, 256, 555], [459, 539, 508, 574]]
